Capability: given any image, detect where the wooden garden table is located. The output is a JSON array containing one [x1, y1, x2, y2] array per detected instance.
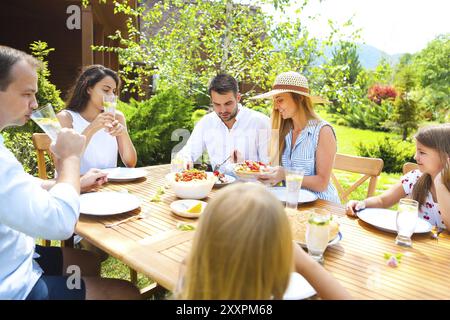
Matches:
[[76, 164, 450, 299]]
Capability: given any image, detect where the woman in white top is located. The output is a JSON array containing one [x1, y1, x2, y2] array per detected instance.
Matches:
[[57, 65, 136, 174]]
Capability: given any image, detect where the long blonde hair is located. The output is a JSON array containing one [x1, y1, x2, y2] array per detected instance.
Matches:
[[412, 124, 450, 206], [269, 93, 319, 165], [180, 183, 294, 300]]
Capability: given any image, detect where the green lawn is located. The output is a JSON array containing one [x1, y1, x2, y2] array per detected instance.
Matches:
[[316, 108, 402, 201]]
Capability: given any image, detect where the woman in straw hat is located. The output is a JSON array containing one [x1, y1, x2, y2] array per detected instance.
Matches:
[[176, 183, 351, 299], [252, 71, 340, 203]]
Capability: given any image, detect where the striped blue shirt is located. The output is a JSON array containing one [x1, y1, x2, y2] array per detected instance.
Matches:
[[281, 119, 340, 204]]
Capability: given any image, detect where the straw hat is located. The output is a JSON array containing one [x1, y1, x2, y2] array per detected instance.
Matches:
[[250, 71, 329, 104]]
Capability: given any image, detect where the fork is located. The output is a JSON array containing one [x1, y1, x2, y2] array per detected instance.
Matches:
[[105, 214, 143, 228], [213, 154, 232, 172]]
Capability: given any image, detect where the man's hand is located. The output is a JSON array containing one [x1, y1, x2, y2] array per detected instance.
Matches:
[[80, 169, 108, 193], [231, 149, 244, 163], [51, 128, 86, 159]]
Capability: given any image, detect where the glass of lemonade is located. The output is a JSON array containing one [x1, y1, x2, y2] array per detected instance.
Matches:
[[306, 208, 331, 264], [103, 94, 117, 117], [395, 198, 419, 247], [284, 167, 305, 210], [171, 152, 188, 173], [30, 104, 62, 142]]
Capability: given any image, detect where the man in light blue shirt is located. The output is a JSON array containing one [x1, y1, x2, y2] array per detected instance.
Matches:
[[0, 46, 140, 299]]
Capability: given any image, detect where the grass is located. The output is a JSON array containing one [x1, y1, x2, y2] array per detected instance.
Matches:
[[315, 108, 402, 201]]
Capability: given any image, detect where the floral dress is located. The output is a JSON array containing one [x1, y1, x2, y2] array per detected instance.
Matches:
[[401, 170, 445, 229]]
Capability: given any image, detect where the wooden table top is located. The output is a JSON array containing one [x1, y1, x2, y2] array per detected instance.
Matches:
[[76, 164, 450, 299]]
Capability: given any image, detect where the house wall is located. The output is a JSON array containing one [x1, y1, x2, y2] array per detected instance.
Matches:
[[0, 0, 82, 99]]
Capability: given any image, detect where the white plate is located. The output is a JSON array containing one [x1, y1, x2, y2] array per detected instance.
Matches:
[[269, 187, 319, 204], [357, 208, 433, 234], [283, 272, 316, 300], [214, 174, 236, 188], [170, 200, 207, 218], [297, 232, 343, 248], [80, 191, 141, 216], [102, 167, 147, 182]]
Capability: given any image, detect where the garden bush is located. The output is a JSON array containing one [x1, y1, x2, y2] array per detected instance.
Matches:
[[368, 84, 397, 105], [356, 137, 415, 173], [125, 87, 194, 166]]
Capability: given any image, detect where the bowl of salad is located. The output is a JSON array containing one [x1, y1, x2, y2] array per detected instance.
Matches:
[[233, 160, 270, 181], [166, 169, 217, 199]]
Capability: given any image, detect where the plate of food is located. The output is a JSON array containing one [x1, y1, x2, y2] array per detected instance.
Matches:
[[165, 169, 217, 199], [233, 160, 271, 180], [213, 171, 236, 188], [285, 208, 342, 247], [170, 200, 207, 218], [356, 208, 432, 234]]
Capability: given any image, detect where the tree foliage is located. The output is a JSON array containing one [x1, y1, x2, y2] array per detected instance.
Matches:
[[92, 0, 358, 102]]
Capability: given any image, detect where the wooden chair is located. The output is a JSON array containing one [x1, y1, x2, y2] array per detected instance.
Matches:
[[32, 133, 56, 246], [402, 162, 419, 175], [32, 133, 55, 180], [331, 153, 384, 203]]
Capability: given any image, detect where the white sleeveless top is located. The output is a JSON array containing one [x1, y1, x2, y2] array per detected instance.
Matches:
[[65, 110, 118, 175]]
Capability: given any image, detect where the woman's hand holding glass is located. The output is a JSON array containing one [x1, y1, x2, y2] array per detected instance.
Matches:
[[88, 112, 115, 133], [107, 119, 126, 137]]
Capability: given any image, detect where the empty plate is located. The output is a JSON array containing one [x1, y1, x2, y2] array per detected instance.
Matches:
[[283, 272, 316, 300], [80, 191, 141, 215], [357, 208, 432, 234], [102, 167, 147, 182]]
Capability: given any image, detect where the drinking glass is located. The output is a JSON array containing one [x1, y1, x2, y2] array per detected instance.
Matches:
[[306, 208, 331, 264], [103, 95, 117, 117], [395, 198, 419, 247], [171, 152, 192, 173], [284, 167, 305, 210], [171, 152, 184, 173], [30, 104, 62, 142]]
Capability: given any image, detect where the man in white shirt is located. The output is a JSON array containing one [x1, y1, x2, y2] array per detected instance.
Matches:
[[0, 46, 140, 299], [178, 74, 270, 172]]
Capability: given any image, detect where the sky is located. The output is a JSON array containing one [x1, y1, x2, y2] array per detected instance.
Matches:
[[262, 0, 449, 55]]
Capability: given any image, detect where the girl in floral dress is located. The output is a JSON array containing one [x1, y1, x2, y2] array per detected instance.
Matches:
[[346, 124, 450, 230]]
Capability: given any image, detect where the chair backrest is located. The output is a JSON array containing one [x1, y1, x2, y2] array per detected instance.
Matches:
[[402, 162, 419, 175], [32, 133, 55, 180], [331, 153, 384, 203]]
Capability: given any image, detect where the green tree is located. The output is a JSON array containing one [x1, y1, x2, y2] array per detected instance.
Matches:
[[389, 65, 420, 140], [330, 41, 362, 85], [92, 0, 358, 102], [412, 34, 449, 121]]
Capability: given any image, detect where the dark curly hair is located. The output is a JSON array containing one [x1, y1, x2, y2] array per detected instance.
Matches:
[[65, 64, 120, 112]]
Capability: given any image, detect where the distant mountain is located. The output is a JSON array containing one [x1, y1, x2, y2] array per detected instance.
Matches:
[[273, 40, 405, 69], [323, 43, 404, 69], [355, 43, 403, 69]]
